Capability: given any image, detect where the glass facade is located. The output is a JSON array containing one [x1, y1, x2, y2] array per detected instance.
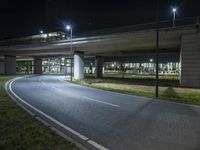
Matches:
[[104, 62, 180, 75], [16, 58, 180, 76], [16, 60, 34, 74], [42, 58, 73, 74]]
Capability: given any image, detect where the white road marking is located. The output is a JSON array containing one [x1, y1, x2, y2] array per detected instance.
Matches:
[[38, 78, 46, 86], [88, 140, 109, 150], [7, 77, 109, 150], [39, 77, 120, 108], [9, 80, 88, 140], [83, 96, 120, 108]]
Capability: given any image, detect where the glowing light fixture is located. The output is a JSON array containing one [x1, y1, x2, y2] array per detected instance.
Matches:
[[66, 25, 71, 30], [172, 8, 176, 12], [172, 7, 177, 28]]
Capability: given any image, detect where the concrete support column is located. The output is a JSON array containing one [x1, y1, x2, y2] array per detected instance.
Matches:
[[0, 61, 5, 74], [74, 51, 84, 80], [5, 55, 16, 75], [181, 33, 200, 88], [95, 56, 104, 78], [34, 58, 42, 74]]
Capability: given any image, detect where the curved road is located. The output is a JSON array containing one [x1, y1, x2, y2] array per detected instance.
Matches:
[[6, 75, 200, 150]]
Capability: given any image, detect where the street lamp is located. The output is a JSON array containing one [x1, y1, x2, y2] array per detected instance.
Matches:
[[172, 8, 177, 28], [40, 30, 44, 34], [155, 0, 160, 98], [66, 25, 73, 81], [66, 25, 71, 30]]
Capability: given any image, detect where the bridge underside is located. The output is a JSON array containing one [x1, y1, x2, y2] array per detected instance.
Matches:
[[0, 26, 200, 88]]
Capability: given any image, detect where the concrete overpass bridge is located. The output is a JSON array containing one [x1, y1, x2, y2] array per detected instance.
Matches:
[[0, 18, 200, 88]]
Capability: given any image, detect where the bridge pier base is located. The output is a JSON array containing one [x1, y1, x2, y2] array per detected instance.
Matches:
[[34, 58, 42, 74], [74, 51, 84, 80], [95, 56, 104, 78], [0, 58, 5, 74], [181, 33, 200, 88], [4, 55, 16, 75]]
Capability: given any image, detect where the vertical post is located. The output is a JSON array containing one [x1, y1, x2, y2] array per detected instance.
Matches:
[[155, 0, 159, 98], [34, 58, 42, 74], [5, 55, 16, 75], [46, 0, 49, 40], [74, 52, 84, 80], [196, 16, 200, 33], [95, 56, 104, 78], [180, 33, 200, 88], [173, 11, 176, 28], [70, 28, 73, 81], [0, 59, 5, 74], [172, 8, 176, 28], [64, 58, 67, 78]]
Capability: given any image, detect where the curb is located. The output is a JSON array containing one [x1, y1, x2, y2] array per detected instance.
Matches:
[[4, 76, 94, 150]]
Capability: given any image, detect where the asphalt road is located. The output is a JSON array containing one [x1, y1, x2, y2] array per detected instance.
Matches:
[[6, 75, 200, 150]]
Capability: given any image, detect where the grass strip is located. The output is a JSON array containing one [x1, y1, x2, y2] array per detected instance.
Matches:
[[71, 79, 200, 106], [0, 76, 78, 150]]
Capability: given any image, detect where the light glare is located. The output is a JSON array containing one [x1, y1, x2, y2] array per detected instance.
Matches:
[[66, 25, 71, 30], [172, 8, 177, 12], [43, 34, 47, 38]]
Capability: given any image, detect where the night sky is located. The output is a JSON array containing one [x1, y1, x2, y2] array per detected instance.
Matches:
[[1, 0, 200, 39]]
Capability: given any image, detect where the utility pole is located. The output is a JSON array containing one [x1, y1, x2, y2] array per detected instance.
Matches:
[[66, 25, 73, 81], [70, 28, 73, 81], [172, 8, 177, 28], [46, 0, 49, 40], [155, 0, 159, 98]]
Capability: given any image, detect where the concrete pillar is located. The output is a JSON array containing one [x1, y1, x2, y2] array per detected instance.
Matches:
[[5, 55, 16, 75], [34, 58, 42, 74], [95, 56, 104, 78], [180, 33, 200, 88], [74, 51, 84, 80], [0, 60, 5, 74]]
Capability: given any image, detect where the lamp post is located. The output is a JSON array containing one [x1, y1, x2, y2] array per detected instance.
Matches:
[[172, 8, 177, 28], [39, 30, 44, 42], [66, 25, 73, 81], [155, 0, 159, 98], [46, 0, 49, 40]]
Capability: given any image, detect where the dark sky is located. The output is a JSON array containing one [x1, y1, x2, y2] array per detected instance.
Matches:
[[0, 0, 200, 39]]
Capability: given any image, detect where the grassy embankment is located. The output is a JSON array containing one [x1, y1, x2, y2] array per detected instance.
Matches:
[[72, 74, 200, 105], [0, 76, 78, 150]]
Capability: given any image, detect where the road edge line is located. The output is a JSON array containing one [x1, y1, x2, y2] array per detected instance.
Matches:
[[5, 76, 109, 150]]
